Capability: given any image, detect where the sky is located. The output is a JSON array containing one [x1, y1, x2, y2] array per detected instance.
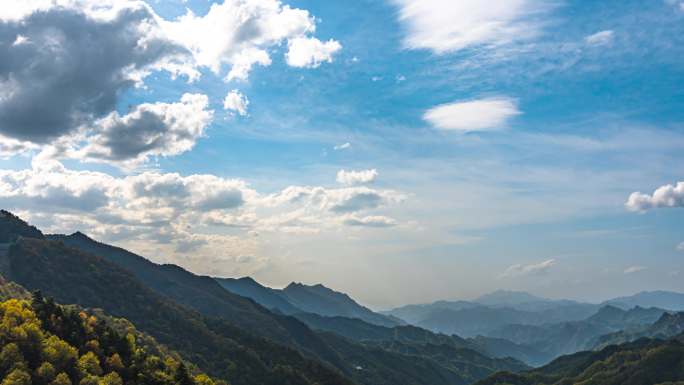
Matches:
[[1, 0, 684, 309]]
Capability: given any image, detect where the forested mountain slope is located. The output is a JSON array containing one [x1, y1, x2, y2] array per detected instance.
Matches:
[[0, 210, 529, 385], [592, 311, 684, 350], [475, 336, 684, 385], [0, 293, 224, 385]]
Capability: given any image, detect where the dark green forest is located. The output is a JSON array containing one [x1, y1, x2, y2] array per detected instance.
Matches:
[[475, 337, 684, 385]]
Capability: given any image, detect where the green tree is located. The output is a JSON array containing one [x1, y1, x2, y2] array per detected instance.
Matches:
[[0, 343, 26, 374], [36, 361, 57, 382], [104, 353, 123, 373], [78, 376, 99, 385], [42, 336, 78, 373], [175, 362, 195, 385], [77, 352, 102, 377], [194, 374, 216, 385], [49, 373, 72, 385], [98, 372, 122, 385], [1, 368, 31, 385]]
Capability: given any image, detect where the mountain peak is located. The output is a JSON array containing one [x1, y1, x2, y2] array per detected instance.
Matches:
[[285, 281, 304, 290], [0, 209, 44, 242], [595, 304, 625, 316], [69, 231, 92, 240], [476, 290, 547, 306], [235, 276, 260, 285]]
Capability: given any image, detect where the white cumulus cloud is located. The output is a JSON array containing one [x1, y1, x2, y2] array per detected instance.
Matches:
[[74, 93, 213, 166], [286, 37, 342, 68], [336, 169, 378, 185], [423, 97, 521, 132], [223, 90, 249, 116], [161, 0, 338, 79], [0, 0, 340, 165], [0, 162, 406, 254], [625, 182, 684, 212]]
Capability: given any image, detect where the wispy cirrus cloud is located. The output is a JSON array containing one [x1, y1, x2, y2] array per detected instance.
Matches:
[[499, 259, 556, 278], [585, 30, 614, 46], [392, 0, 555, 54], [624, 265, 646, 274]]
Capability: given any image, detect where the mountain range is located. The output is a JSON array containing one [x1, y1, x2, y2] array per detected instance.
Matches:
[[215, 277, 402, 327], [475, 335, 684, 385], [2, 209, 684, 384], [592, 311, 684, 350], [213, 272, 684, 366], [0, 210, 528, 385]]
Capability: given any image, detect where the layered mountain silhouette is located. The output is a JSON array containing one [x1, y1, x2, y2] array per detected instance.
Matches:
[[592, 311, 684, 349], [3, 209, 684, 384], [475, 335, 684, 385], [215, 276, 303, 314], [382, 287, 684, 365], [217, 276, 401, 327], [383, 299, 600, 338], [0, 210, 529, 385], [603, 290, 684, 311], [487, 305, 666, 360]]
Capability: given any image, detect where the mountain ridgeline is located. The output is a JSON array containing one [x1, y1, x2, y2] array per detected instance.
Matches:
[[475, 336, 684, 385], [380, 288, 684, 365], [2, 209, 684, 385], [0, 210, 529, 385], [215, 277, 402, 327]]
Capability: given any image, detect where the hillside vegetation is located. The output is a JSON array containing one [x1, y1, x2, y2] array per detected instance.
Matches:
[[0, 293, 223, 385], [0, 210, 530, 385], [475, 337, 684, 385]]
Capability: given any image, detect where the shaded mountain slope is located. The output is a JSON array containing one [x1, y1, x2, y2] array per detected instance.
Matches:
[[468, 336, 550, 367], [215, 276, 302, 314], [604, 290, 684, 311], [294, 311, 538, 369], [216, 277, 402, 327], [384, 299, 598, 338], [0, 210, 42, 242], [316, 331, 522, 385], [412, 305, 538, 337], [1, 210, 531, 385], [487, 305, 667, 363], [49, 231, 367, 372], [1, 236, 352, 385], [284, 281, 401, 327], [475, 336, 684, 385], [593, 311, 684, 349]]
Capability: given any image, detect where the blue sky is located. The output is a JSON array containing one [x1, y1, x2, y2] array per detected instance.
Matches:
[[1, 0, 683, 308]]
